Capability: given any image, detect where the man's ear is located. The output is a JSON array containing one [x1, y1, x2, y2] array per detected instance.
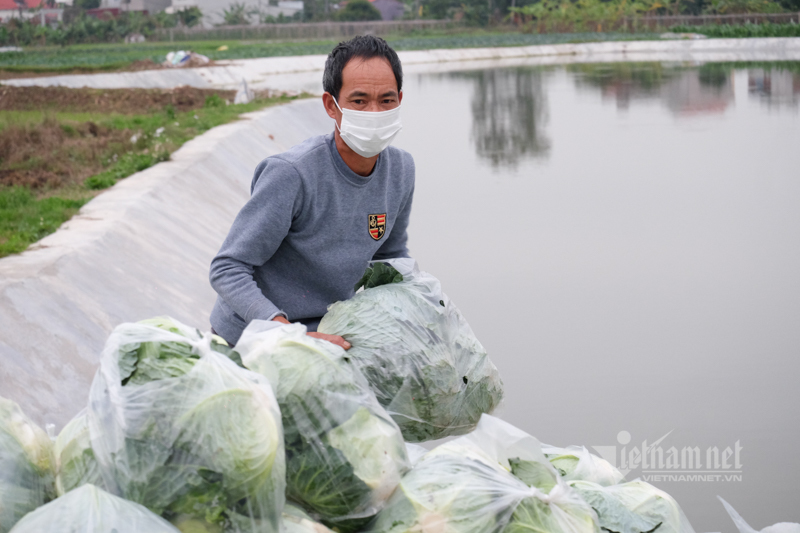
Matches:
[[398, 90, 403, 105], [322, 92, 338, 121]]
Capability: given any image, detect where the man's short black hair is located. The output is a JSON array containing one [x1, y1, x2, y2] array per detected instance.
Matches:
[[323, 35, 403, 101]]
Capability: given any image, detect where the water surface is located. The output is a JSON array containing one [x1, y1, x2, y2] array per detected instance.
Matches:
[[395, 61, 800, 531]]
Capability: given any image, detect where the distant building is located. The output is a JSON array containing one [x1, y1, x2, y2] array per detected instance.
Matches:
[[100, 0, 170, 15], [168, 0, 301, 27], [369, 0, 403, 20], [0, 0, 63, 23]]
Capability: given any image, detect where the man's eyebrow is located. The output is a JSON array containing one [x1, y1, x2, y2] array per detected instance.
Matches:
[[346, 90, 399, 98]]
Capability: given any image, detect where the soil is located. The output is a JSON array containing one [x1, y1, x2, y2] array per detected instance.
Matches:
[[0, 85, 238, 191], [0, 84, 237, 114]]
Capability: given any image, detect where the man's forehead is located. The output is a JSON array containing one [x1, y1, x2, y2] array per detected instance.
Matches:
[[341, 56, 398, 93]]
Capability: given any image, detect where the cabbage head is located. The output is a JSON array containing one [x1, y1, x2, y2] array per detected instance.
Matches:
[[283, 504, 336, 533], [8, 484, 180, 533], [0, 396, 55, 533], [569, 481, 695, 533], [54, 410, 104, 496], [236, 322, 409, 531], [318, 259, 504, 442], [368, 451, 597, 533], [88, 317, 285, 533], [367, 454, 522, 533], [542, 446, 624, 486]]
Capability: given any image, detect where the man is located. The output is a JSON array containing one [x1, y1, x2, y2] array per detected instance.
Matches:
[[209, 35, 415, 350]]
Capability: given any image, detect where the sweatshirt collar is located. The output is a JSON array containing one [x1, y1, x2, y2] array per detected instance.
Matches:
[[327, 132, 381, 187]]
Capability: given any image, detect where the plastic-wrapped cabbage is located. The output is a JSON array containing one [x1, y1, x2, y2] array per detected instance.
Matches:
[[54, 410, 104, 496], [87, 317, 285, 533], [425, 414, 558, 493], [8, 484, 180, 533], [318, 259, 504, 442], [718, 496, 800, 533], [404, 415, 597, 533], [0, 396, 55, 533], [283, 504, 336, 533], [236, 321, 409, 531], [542, 445, 624, 486], [570, 481, 695, 533], [368, 452, 596, 533]]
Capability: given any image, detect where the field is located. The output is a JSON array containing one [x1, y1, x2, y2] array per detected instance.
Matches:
[[0, 86, 306, 257], [0, 30, 661, 74]]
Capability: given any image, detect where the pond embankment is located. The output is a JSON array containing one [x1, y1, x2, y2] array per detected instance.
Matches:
[[0, 98, 330, 428]]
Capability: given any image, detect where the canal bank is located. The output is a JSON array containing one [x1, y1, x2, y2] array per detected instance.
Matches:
[[3, 37, 800, 93]]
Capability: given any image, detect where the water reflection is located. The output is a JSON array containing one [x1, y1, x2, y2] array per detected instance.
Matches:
[[749, 66, 800, 108], [450, 68, 551, 168], [569, 62, 735, 115]]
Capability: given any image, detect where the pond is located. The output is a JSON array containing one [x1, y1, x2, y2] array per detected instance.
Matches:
[[394, 61, 800, 531]]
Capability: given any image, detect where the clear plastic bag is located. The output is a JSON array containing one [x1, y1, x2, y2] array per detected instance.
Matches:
[[8, 484, 180, 533], [283, 504, 336, 533], [571, 481, 695, 533], [0, 396, 55, 533], [87, 317, 285, 533], [368, 415, 598, 533], [718, 496, 800, 533], [318, 259, 504, 442], [54, 409, 104, 496], [541, 445, 624, 486], [236, 321, 409, 531]]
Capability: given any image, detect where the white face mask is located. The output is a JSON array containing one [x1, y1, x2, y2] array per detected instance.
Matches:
[[333, 97, 403, 158]]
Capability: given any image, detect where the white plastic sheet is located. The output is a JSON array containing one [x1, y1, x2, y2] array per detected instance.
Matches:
[[718, 496, 800, 533], [318, 259, 504, 442], [87, 318, 285, 533]]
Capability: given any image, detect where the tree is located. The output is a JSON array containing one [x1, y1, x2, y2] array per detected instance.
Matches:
[[222, 2, 254, 24], [336, 0, 382, 21], [74, 0, 101, 9]]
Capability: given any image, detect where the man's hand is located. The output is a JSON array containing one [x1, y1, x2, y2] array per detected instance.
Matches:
[[272, 316, 351, 350], [307, 332, 352, 351]]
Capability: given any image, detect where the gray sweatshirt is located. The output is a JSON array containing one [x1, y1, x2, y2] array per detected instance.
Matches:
[[209, 132, 415, 344]]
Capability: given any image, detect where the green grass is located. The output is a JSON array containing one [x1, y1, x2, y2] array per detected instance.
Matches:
[[0, 31, 661, 72], [0, 92, 306, 258], [669, 22, 800, 38], [0, 187, 87, 256]]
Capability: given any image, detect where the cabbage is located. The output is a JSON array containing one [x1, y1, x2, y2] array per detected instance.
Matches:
[[8, 484, 180, 533], [569, 481, 695, 533], [88, 317, 285, 533], [236, 322, 409, 531], [378, 415, 597, 533], [542, 445, 624, 486], [318, 259, 504, 442], [283, 504, 336, 533], [368, 452, 596, 533], [54, 410, 104, 496], [0, 396, 55, 532]]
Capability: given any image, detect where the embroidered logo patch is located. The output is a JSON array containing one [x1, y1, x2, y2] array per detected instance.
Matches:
[[368, 213, 386, 241]]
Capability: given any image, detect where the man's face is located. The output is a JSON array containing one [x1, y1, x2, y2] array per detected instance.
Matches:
[[325, 56, 402, 127]]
